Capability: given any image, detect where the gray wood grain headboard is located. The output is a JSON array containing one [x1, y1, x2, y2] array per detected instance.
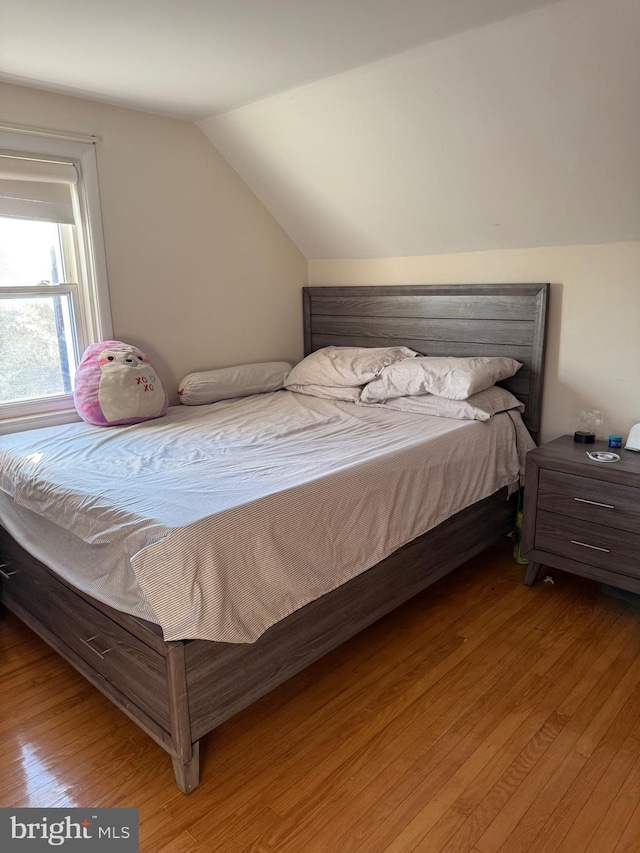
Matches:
[[303, 283, 549, 442]]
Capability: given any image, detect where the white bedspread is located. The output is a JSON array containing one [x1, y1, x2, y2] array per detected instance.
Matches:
[[0, 392, 533, 643]]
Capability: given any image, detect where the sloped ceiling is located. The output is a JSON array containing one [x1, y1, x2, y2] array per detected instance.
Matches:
[[2, 0, 638, 262], [1, 0, 563, 120], [200, 0, 640, 259]]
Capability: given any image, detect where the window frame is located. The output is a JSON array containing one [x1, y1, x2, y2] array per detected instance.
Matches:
[[0, 129, 113, 434]]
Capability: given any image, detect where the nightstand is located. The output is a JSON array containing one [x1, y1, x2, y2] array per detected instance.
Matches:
[[521, 435, 640, 591]]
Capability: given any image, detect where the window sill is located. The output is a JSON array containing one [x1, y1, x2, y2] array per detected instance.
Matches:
[[0, 407, 81, 435]]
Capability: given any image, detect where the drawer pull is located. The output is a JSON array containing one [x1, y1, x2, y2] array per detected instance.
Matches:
[[570, 540, 611, 554], [81, 636, 113, 660], [574, 498, 615, 509], [0, 564, 18, 579]]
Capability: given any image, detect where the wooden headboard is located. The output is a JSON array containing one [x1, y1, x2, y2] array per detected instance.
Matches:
[[303, 283, 549, 442]]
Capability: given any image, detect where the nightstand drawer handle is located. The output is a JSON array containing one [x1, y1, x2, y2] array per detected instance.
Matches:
[[80, 636, 112, 659], [0, 563, 18, 579], [570, 540, 611, 554], [574, 498, 615, 509]]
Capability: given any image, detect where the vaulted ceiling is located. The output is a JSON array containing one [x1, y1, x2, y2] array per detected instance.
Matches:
[[2, 0, 564, 120], [3, 0, 638, 260], [200, 0, 640, 259]]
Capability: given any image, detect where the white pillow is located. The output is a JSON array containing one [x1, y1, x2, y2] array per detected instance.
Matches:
[[360, 356, 522, 402], [362, 386, 524, 421], [286, 384, 362, 402], [178, 361, 292, 405], [285, 346, 418, 389]]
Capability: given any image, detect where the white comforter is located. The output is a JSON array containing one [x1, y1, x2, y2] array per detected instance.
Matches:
[[0, 391, 533, 642]]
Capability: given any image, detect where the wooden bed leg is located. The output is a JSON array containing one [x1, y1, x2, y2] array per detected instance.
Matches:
[[172, 741, 200, 794], [523, 561, 541, 586], [166, 642, 199, 793]]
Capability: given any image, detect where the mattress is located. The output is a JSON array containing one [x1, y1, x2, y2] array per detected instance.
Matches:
[[0, 391, 533, 643]]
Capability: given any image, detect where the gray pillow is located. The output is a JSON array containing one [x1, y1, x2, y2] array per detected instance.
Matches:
[[179, 361, 292, 405], [361, 356, 522, 402], [285, 345, 418, 389], [361, 386, 525, 421]]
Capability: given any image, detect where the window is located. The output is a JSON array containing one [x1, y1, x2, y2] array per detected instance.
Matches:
[[0, 129, 112, 433]]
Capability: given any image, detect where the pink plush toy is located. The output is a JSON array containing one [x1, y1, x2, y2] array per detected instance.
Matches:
[[73, 340, 168, 426]]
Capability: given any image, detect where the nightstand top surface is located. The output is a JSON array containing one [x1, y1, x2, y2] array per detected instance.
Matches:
[[530, 434, 640, 479]]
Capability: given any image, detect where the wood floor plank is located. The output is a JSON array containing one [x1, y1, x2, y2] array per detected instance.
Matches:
[[473, 620, 640, 853], [154, 831, 199, 853], [450, 599, 630, 817], [190, 807, 283, 853], [248, 585, 579, 852], [395, 600, 629, 853], [519, 660, 640, 853], [324, 585, 619, 853], [384, 711, 571, 853], [582, 749, 640, 853], [541, 734, 640, 853], [613, 798, 640, 853], [494, 748, 588, 853], [272, 592, 548, 818], [400, 593, 638, 853]]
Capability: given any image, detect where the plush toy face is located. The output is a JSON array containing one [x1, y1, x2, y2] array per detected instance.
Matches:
[[74, 340, 168, 426]]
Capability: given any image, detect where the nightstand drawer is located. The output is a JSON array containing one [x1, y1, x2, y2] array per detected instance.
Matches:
[[535, 510, 640, 578], [537, 469, 640, 534]]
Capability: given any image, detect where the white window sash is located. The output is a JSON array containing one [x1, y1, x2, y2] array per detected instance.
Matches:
[[0, 283, 82, 410], [0, 283, 78, 298]]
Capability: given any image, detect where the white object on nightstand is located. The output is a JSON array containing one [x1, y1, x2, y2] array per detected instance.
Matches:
[[626, 423, 640, 452]]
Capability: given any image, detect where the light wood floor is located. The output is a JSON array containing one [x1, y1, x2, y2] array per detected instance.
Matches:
[[3, 538, 640, 852]]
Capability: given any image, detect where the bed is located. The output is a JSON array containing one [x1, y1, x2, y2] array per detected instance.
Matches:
[[0, 282, 549, 793]]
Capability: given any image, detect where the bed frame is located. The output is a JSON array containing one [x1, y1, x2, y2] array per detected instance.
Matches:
[[0, 283, 549, 793]]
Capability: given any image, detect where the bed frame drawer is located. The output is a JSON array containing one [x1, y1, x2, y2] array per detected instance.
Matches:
[[1, 545, 171, 731]]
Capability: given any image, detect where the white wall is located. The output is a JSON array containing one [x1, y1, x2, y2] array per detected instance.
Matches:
[[199, 0, 639, 443], [309, 242, 640, 444], [0, 81, 307, 402], [201, 0, 639, 260]]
